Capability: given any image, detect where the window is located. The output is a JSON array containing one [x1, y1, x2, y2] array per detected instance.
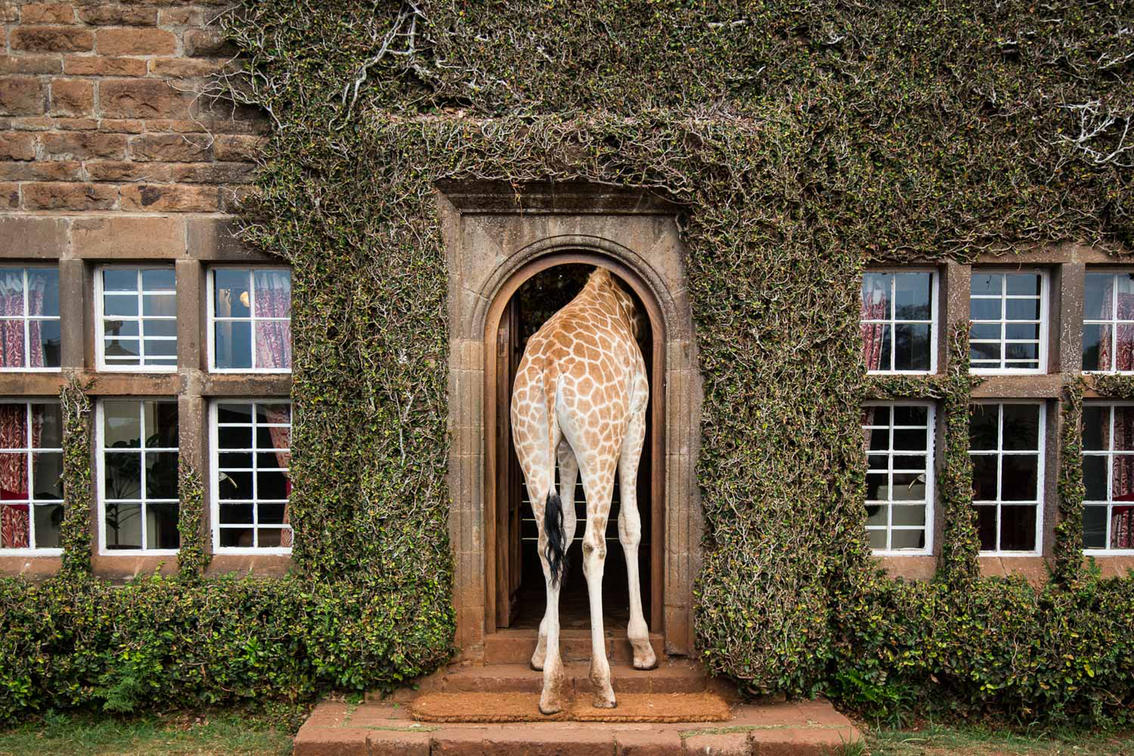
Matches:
[[96, 266, 177, 371], [212, 401, 292, 551], [862, 403, 935, 553], [969, 271, 1047, 373], [0, 266, 60, 370], [1083, 272, 1134, 373], [98, 400, 179, 553], [1082, 403, 1134, 552], [861, 271, 936, 373], [969, 402, 1044, 553], [209, 268, 291, 372], [0, 402, 62, 552]]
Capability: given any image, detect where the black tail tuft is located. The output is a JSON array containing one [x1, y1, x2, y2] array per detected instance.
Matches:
[[544, 490, 566, 588]]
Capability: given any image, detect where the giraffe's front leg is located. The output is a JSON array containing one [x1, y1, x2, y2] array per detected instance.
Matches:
[[619, 404, 657, 670], [533, 442, 579, 672]]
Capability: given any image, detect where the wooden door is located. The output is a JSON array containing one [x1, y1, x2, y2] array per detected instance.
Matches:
[[495, 298, 523, 628]]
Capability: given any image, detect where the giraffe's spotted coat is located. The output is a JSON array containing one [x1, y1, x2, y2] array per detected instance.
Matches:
[[510, 267, 656, 714]]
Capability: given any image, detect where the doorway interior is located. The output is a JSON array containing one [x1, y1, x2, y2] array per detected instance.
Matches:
[[491, 261, 663, 635]]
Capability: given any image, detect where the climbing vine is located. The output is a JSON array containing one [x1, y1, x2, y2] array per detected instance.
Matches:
[[1, 0, 1133, 727]]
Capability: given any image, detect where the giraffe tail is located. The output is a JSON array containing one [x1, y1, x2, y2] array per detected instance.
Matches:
[[544, 490, 566, 588]]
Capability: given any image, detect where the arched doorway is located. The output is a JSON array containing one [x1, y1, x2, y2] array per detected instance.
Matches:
[[484, 258, 665, 635]]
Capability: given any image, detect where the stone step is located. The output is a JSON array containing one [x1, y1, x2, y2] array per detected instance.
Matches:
[[483, 628, 664, 665], [294, 698, 864, 755], [435, 660, 709, 695]]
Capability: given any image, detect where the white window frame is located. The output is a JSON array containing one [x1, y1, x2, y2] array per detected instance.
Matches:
[[969, 400, 1045, 556], [94, 265, 178, 373], [969, 269, 1049, 375], [861, 268, 939, 375], [95, 399, 179, 556], [0, 265, 61, 373], [0, 399, 63, 555], [1081, 401, 1134, 555], [862, 401, 936, 556], [210, 399, 292, 555], [206, 266, 292, 374], [1082, 270, 1134, 375]]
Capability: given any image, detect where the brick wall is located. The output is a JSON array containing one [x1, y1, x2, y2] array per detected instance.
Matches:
[[0, 0, 263, 216]]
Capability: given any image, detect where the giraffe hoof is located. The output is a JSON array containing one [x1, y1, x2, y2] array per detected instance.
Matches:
[[539, 696, 563, 715], [592, 690, 617, 709], [632, 646, 658, 670]]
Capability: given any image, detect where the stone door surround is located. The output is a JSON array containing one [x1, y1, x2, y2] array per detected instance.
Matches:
[[440, 182, 702, 659]]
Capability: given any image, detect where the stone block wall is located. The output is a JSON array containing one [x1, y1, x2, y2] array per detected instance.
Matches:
[[0, 0, 262, 216]]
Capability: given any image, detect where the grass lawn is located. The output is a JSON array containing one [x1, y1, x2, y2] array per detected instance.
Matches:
[[866, 722, 1134, 755], [0, 708, 300, 756]]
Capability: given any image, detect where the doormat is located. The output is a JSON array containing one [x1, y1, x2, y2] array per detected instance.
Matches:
[[410, 691, 731, 723]]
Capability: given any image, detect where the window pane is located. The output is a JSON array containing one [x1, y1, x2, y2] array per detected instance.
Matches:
[[33, 503, 61, 548], [220, 528, 254, 548], [867, 529, 887, 550], [141, 268, 175, 291], [218, 403, 254, 426], [146, 401, 179, 448], [1005, 323, 1040, 341], [1083, 323, 1103, 371], [1001, 455, 1038, 501], [891, 505, 926, 526], [970, 342, 1001, 365], [257, 402, 291, 425], [1083, 505, 1108, 549], [0, 269, 25, 317], [893, 405, 927, 426], [1082, 406, 1106, 450], [861, 274, 891, 319], [1005, 298, 1040, 321], [104, 502, 141, 549], [258, 528, 289, 548], [1112, 509, 1134, 549], [970, 298, 1001, 321], [1117, 274, 1134, 318], [866, 474, 887, 500], [104, 452, 141, 499], [144, 319, 178, 338], [893, 428, 927, 451], [146, 502, 179, 550], [219, 470, 253, 500], [253, 269, 291, 318], [103, 294, 137, 317], [891, 529, 925, 550], [103, 402, 141, 447], [104, 338, 140, 362], [0, 504, 29, 547], [1005, 274, 1040, 296], [0, 404, 27, 449], [1111, 456, 1134, 502], [861, 323, 891, 371], [214, 269, 251, 318], [35, 319, 61, 368], [254, 321, 292, 370], [35, 404, 62, 448], [1002, 405, 1039, 450], [972, 456, 998, 500], [142, 294, 177, 317], [257, 471, 288, 500], [220, 503, 254, 524], [971, 274, 1001, 296], [27, 269, 59, 317], [259, 502, 287, 524], [969, 405, 999, 451], [218, 424, 251, 449], [866, 504, 887, 526], [894, 324, 931, 371], [1116, 324, 1134, 371], [971, 323, 1000, 341], [103, 269, 137, 291], [1084, 274, 1111, 320], [1083, 455, 1108, 501], [145, 452, 178, 499], [0, 320, 26, 368], [893, 273, 931, 320], [1004, 342, 1038, 362], [1114, 406, 1134, 451], [975, 505, 997, 550], [31, 452, 62, 500], [1000, 505, 1036, 551], [215, 321, 252, 369]]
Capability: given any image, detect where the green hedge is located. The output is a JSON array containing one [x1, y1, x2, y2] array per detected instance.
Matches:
[[1, 0, 1132, 727]]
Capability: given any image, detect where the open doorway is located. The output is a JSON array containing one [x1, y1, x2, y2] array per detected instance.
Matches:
[[492, 262, 661, 633]]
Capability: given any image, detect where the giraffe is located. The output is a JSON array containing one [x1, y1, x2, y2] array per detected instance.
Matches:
[[510, 265, 657, 715]]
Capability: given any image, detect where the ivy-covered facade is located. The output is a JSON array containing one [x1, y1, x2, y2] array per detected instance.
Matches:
[[2, 0, 1134, 727]]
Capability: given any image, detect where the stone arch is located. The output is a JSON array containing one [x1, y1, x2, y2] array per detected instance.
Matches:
[[441, 183, 701, 659]]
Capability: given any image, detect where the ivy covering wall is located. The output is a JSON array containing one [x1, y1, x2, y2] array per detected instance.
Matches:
[[2, 0, 1133, 726]]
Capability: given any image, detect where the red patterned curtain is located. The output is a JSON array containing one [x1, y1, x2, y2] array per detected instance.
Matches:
[[1109, 406, 1134, 549], [1098, 276, 1134, 372], [0, 270, 25, 368], [263, 404, 292, 547], [0, 405, 28, 548], [254, 271, 291, 370], [26, 272, 46, 368], [861, 278, 887, 371]]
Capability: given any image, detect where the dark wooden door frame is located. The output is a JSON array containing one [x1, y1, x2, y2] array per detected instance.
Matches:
[[483, 251, 667, 638]]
